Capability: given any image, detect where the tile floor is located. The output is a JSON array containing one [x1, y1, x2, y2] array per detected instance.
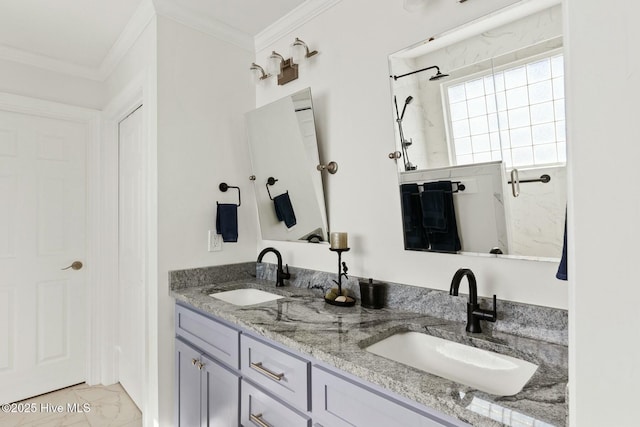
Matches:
[[0, 383, 142, 427]]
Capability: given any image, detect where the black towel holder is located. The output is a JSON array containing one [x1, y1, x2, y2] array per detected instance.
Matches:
[[266, 177, 288, 200], [218, 182, 241, 206], [411, 181, 466, 195]]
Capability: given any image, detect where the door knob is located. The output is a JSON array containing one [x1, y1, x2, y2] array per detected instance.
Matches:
[[62, 261, 83, 271]]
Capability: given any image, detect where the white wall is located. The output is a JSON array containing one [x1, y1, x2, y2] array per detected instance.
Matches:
[[0, 58, 104, 109], [255, 0, 567, 309], [156, 16, 257, 426], [565, 0, 640, 425]]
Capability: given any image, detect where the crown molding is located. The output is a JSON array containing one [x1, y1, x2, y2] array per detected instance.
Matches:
[[0, 0, 155, 82], [153, 0, 254, 51], [97, 0, 156, 80], [255, 0, 342, 53]]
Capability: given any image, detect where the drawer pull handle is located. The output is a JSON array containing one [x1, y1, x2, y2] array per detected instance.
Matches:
[[250, 413, 272, 427], [250, 362, 284, 381]]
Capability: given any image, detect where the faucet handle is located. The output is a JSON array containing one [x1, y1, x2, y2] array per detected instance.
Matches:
[[472, 294, 497, 323], [282, 264, 291, 279]]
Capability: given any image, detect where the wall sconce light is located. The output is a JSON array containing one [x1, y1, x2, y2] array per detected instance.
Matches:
[[249, 63, 270, 81], [250, 38, 318, 86]]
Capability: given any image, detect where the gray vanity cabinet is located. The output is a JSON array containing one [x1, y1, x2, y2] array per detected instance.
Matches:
[[174, 302, 468, 427]]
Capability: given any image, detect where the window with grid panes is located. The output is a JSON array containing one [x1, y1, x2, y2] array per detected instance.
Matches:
[[444, 52, 565, 168]]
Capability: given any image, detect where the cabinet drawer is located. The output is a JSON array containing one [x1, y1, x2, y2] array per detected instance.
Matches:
[[241, 379, 310, 427], [240, 334, 310, 411], [312, 365, 463, 427], [175, 304, 240, 369]]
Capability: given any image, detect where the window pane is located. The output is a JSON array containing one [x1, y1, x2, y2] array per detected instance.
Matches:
[[484, 76, 495, 94], [551, 55, 564, 77], [556, 120, 566, 142], [474, 152, 492, 163], [452, 120, 470, 138], [455, 137, 472, 155], [490, 132, 501, 151], [498, 111, 509, 129], [448, 84, 467, 103], [491, 150, 502, 161], [469, 116, 489, 135], [493, 73, 505, 92], [486, 94, 497, 113], [467, 97, 487, 117], [472, 134, 491, 152], [506, 86, 529, 109], [510, 127, 532, 147], [534, 144, 558, 164], [465, 78, 485, 99], [450, 101, 468, 121], [500, 130, 511, 149], [554, 99, 565, 120], [557, 141, 567, 163], [532, 123, 556, 145], [508, 106, 531, 128], [487, 113, 499, 132], [504, 66, 527, 89], [530, 102, 555, 124], [457, 154, 474, 165], [512, 146, 534, 166], [529, 80, 553, 104], [553, 77, 565, 98], [495, 92, 507, 111], [527, 59, 551, 83]]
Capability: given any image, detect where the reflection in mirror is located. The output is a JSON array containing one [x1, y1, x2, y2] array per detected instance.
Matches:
[[389, 1, 565, 259], [246, 88, 329, 243]]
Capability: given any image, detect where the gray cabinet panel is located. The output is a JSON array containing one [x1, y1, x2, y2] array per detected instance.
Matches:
[[240, 334, 310, 411], [176, 304, 240, 369], [312, 365, 460, 427], [175, 339, 204, 427], [241, 379, 311, 427], [202, 353, 240, 427]]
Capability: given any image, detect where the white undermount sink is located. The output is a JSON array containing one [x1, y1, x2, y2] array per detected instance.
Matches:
[[365, 331, 538, 396], [209, 288, 284, 306]]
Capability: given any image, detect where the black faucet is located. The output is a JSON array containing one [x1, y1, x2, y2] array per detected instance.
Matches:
[[449, 268, 497, 333], [257, 247, 290, 287]]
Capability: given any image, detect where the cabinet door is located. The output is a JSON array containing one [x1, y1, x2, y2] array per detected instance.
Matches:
[[312, 365, 461, 427], [176, 339, 203, 427], [201, 354, 240, 427]]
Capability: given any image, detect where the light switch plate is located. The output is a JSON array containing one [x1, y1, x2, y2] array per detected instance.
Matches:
[[208, 230, 222, 252]]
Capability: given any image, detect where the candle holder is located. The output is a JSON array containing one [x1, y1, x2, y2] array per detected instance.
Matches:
[[324, 248, 356, 307]]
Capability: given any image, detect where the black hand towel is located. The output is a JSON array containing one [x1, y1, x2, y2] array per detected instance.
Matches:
[[423, 181, 461, 253], [273, 192, 297, 228], [420, 189, 447, 231], [216, 203, 238, 242], [556, 211, 568, 280], [400, 183, 429, 250]]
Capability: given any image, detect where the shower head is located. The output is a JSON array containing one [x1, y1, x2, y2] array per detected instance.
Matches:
[[400, 95, 413, 120], [429, 70, 449, 81]]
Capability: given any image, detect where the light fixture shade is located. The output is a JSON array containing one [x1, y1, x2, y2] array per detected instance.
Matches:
[[291, 38, 318, 64], [267, 51, 284, 75]]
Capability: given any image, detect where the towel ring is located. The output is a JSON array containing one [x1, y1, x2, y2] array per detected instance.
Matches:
[[265, 177, 288, 200], [219, 182, 241, 206]]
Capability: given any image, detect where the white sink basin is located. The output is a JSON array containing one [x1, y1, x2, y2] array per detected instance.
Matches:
[[209, 288, 284, 306], [365, 331, 537, 396]]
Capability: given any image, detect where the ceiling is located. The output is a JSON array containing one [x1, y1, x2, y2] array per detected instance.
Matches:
[[0, 0, 308, 74]]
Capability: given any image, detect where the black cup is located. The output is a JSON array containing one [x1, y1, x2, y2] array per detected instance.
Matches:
[[359, 280, 386, 309]]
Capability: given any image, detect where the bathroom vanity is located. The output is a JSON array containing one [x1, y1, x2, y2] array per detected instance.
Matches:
[[171, 263, 567, 427]]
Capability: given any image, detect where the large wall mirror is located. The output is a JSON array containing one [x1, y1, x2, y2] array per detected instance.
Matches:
[[246, 88, 329, 243], [389, 0, 565, 260]]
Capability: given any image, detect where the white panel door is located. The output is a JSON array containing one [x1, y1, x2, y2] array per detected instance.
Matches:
[[0, 109, 87, 404], [117, 105, 145, 409]]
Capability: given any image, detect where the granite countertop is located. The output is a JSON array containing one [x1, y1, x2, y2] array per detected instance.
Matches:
[[171, 277, 567, 427]]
